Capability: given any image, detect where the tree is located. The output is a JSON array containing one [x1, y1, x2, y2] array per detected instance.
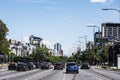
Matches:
[[101, 45, 110, 64], [49, 56, 68, 63], [0, 20, 9, 55], [29, 45, 49, 62]]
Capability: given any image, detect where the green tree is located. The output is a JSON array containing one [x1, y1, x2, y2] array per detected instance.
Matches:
[[49, 56, 68, 63], [0, 20, 9, 54], [100, 45, 110, 64], [29, 45, 49, 62]]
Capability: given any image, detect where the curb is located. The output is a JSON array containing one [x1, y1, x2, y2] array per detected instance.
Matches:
[[0, 64, 8, 67], [0, 68, 8, 72]]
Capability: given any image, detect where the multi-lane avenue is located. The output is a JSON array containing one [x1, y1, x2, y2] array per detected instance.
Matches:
[[0, 67, 120, 80]]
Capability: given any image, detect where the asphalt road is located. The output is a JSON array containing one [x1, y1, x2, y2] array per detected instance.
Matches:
[[0, 68, 120, 80]]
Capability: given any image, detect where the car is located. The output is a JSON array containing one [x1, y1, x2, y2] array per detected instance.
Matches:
[[8, 62, 17, 70], [54, 62, 64, 70], [40, 62, 52, 69], [62, 62, 65, 68], [27, 62, 35, 70], [80, 62, 90, 69], [34, 62, 41, 68], [16, 62, 29, 71], [66, 62, 79, 73]]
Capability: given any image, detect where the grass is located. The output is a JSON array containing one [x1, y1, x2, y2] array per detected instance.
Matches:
[[101, 65, 120, 71], [111, 68, 120, 71], [101, 65, 111, 69]]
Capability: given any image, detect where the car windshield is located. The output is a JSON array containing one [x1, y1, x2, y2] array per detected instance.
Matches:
[[55, 62, 62, 65], [82, 62, 89, 65], [67, 63, 77, 66]]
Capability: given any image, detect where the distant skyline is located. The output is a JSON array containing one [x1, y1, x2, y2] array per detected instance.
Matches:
[[0, 0, 119, 56]]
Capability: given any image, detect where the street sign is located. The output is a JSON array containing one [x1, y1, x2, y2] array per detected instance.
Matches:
[[97, 50, 102, 54]]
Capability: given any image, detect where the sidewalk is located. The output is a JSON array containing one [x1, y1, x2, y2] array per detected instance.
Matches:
[[0, 63, 8, 72], [91, 65, 117, 71], [0, 63, 8, 67], [91, 65, 102, 69]]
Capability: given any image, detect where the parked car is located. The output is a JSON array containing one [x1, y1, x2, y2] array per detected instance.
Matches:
[[54, 62, 64, 70], [80, 62, 90, 69], [16, 62, 29, 71], [66, 62, 79, 73], [62, 62, 65, 68], [34, 62, 41, 68], [8, 62, 17, 70], [27, 62, 35, 70], [41, 62, 52, 69]]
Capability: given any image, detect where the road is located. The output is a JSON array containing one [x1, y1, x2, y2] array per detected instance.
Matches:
[[0, 67, 120, 80]]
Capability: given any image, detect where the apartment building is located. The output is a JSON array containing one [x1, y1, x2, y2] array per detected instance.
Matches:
[[102, 23, 120, 44]]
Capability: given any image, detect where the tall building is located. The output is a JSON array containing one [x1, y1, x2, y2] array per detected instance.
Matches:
[[102, 23, 120, 44], [54, 43, 61, 52], [29, 35, 43, 47], [94, 32, 102, 46], [54, 43, 63, 56]]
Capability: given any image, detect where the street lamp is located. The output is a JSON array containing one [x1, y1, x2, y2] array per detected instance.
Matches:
[[75, 41, 84, 51], [102, 8, 120, 12], [68, 44, 78, 57], [78, 36, 87, 50], [87, 25, 100, 46], [102, 8, 120, 22]]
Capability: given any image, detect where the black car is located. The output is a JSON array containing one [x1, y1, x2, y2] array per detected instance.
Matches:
[[80, 62, 90, 69], [41, 62, 52, 69], [54, 62, 64, 70], [8, 62, 17, 70], [34, 62, 41, 68], [27, 62, 35, 70], [16, 62, 29, 71]]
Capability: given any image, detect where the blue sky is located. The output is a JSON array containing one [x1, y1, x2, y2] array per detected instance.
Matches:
[[0, 0, 119, 56]]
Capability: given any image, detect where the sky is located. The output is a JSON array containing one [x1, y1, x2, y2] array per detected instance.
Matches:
[[0, 0, 119, 56]]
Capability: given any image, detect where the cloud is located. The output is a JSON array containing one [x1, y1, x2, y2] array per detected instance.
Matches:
[[90, 0, 106, 3], [90, 0, 113, 3], [16, 0, 48, 4]]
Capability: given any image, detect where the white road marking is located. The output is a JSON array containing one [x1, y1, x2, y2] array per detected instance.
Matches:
[[63, 73, 66, 80]]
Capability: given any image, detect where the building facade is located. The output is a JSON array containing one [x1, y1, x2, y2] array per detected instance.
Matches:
[[29, 35, 43, 48], [54, 43, 63, 56], [102, 23, 120, 66], [9, 39, 23, 56], [102, 23, 120, 44], [94, 32, 102, 46], [9, 35, 43, 57], [54, 43, 61, 52]]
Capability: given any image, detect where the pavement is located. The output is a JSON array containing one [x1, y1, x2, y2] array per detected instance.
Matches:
[[91, 65, 102, 69], [91, 65, 119, 71], [0, 63, 8, 72]]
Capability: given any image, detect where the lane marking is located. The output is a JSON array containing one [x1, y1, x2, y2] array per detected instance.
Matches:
[[63, 73, 66, 80], [95, 77, 102, 80]]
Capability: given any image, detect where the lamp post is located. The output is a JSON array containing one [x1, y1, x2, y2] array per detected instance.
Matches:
[[78, 36, 87, 50], [102, 8, 120, 22], [68, 45, 78, 57], [75, 41, 84, 51], [87, 25, 100, 47]]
